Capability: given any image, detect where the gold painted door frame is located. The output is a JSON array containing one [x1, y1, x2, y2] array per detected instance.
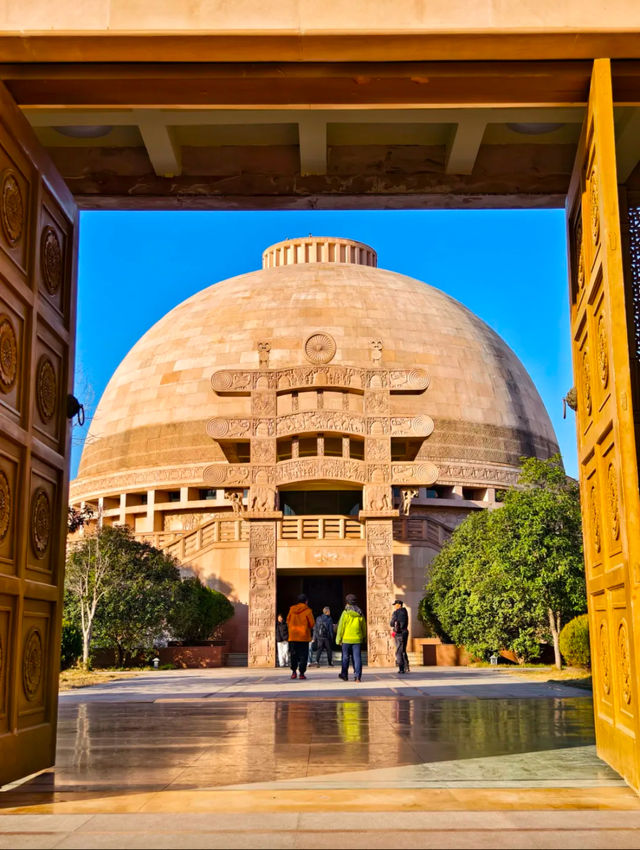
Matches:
[[567, 58, 640, 792], [0, 83, 77, 786]]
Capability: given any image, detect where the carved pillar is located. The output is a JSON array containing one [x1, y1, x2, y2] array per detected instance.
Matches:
[[364, 518, 395, 666], [248, 519, 277, 667]]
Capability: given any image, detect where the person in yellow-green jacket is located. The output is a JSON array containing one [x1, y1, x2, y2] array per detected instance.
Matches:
[[336, 594, 367, 682]]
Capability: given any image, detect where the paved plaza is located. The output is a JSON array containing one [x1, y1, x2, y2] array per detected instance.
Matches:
[[1, 667, 639, 848]]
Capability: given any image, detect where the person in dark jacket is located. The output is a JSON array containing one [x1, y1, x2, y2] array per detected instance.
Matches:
[[286, 594, 315, 679], [276, 613, 289, 668], [313, 606, 335, 666], [390, 599, 410, 674]]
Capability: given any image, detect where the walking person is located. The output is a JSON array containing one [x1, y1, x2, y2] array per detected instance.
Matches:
[[336, 594, 367, 682], [275, 613, 289, 668], [314, 606, 335, 666], [286, 594, 315, 680], [391, 599, 410, 674]]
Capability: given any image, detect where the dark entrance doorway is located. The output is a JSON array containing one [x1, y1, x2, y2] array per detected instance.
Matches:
[[276, 573, 366, 624]]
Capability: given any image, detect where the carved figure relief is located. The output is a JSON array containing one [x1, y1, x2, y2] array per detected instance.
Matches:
[[36, 355, 57, 424], [607, 463, 620, 541], [257, 341, 271, 368], [252, 392, 276, 417], [0, 314, 17, 394], [369, 555, 392, 586], [366, 439, 390, 462], [304, 332, 337, 365], [391, 462, 438, 485], [249, 521, 276, 556], [23, 626, 43, 701], [0, 169, 24, 246], [224, 489, 244, 515], [203, 464, 251, 486], [0, 469, 11, 542], [206, 418, 251, 439], [600, 620, 611, 695], [400, 487, 419, 516], [249, 485, 277, 512], [582, 349, 592, 416], [40, 225, 63, 295], [367, 521, 393, 555], [590, 167, 600, 247], [370, 339, 383, 363], [597, 314, 609, 389], [576, 220, 585, 292], [589, 484, 601, 554], [364, 485, 391, 512], [365, 391, 389, 415], [618, 620, 632, 705], [31, 487, 51, 559]]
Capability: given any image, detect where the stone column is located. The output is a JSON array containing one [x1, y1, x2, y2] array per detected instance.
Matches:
[[247, 519, 277, 667], [364, 518, 395, 666]]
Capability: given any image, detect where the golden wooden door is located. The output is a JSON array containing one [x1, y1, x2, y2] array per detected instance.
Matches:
[[567, 58, 640, 792], [0, 83, 77, 786]]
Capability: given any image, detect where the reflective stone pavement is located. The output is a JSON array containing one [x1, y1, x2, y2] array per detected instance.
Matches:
[[2, 668, 640, 849]]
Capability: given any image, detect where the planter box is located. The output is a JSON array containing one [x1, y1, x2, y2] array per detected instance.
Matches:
[[422, 643, 470, 666], [159, 641, 231, 669]]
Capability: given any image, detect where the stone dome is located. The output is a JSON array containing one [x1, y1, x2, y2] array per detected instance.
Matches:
[[72, 237, 558, 499]]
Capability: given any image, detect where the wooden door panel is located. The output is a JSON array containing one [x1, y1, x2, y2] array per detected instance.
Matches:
[[0, 82, 77, 786], [567, 58, 640, 791]]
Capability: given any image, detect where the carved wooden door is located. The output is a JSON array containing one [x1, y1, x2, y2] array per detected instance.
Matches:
[[0, 83, 77, 785], [567, 58, 640, 791]]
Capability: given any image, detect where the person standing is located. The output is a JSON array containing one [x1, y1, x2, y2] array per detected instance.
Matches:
[[275, 613, 289, 668], [286, 594, 315, 679], [390, 599, 410, 674], [314, 606, 335, 666], [336, 594, 367, 682]]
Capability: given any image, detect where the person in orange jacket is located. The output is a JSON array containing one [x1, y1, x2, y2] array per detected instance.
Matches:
[[286, 594, 315, 679]]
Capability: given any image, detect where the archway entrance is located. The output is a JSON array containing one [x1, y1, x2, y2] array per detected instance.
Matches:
[[0, 19, 639, 791], [277, 572, 367, 629]]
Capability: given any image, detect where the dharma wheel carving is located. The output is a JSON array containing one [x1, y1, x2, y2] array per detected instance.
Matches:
[[304, 332, 337, 365], [30, 487, 51, 559], [0, 169, 23, 246], [40, 225, 63, 295], [36, 355, 57, 423], [0, 314, 18, 394], [22, 626, 43, 701], [0, 469, 11, 542]]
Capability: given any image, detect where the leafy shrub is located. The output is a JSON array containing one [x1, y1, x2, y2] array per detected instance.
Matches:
[[559, 614, 590, 668], [168, 577, 234, 643], [60, 617, 82, 669]]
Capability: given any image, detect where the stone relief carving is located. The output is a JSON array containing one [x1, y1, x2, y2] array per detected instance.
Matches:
[[363, 485, 391, 512], [575, 220, 585, 292], [391, 462, 438, 485], [0, 169, 24, 246], [365, 391, 389, 415], [365, 517, 395, 666], [589, 484, 601, 555], [203, 464, 251, 487], [23, 626, 43, 701], [212, 365, 430, 395], [41, 225, 63, 295], [251, 440, 276, 465], [276, 411, 366, 437], [249, 485, 278, 512], [252, 392, 276, 417], [257, 341, 271, 368], [248, 519, 277, 667], [0, 314, 17, 394], [366, 439, 390, 462], [31, 487, 51, 559], [437, 463, 519, 488], [0, 468, 11, 542], [36, 355, 57, 424], [249, 521, 276, 556], [206, 418, 251, 439], [370, 339, 383, 363], [400, 487, 419, 516], [224, 489, 245, 515], [304, 332, 337, 365], [276, 457, 365, 485], [367, 521, 393, 555]]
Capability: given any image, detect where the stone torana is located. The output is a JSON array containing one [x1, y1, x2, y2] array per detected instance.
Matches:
[[70, 236, 558, 665]]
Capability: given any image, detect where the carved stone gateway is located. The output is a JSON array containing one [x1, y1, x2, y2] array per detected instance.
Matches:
[[248, 519, 277, 667]]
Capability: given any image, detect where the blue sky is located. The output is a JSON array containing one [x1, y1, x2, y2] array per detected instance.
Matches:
[[73, 209, 577, 479]]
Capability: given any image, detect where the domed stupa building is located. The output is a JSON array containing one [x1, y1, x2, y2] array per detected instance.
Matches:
[[70, 237, 558, 666]]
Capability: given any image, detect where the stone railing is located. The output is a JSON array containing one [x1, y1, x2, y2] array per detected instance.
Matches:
[[392, 516, 453, 548], [279, 515, 364, 541]]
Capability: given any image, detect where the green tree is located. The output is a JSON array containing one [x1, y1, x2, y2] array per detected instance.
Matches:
[[92, 535, 181, 666], [167, 577, 235, 643], [423, 455, 586, 667]]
